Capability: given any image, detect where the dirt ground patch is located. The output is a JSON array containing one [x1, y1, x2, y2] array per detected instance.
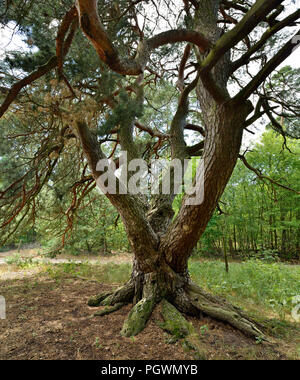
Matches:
[[0, 271, 297, 360], [0, 248, 133, 266]]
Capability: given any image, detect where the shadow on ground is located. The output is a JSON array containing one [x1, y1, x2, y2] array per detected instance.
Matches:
[[1, 267, 299, 360]]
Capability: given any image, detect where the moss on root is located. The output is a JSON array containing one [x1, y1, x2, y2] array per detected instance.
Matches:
[[160, 299, 194, 339], [87, 292, 112, 307], [93, 302, 125, 317], [121, 298, 156, 337], [159, 299, 208, 359], [87, 279, 266, 345], [88, 281, 134, 308], [187, 283, 266, 340]]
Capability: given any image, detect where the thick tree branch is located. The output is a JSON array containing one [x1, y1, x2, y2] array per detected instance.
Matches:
[[56, 5, 78, 77], [147, 30, 211, 53], [235, 30, 300, 102], [230, 9, 300, 74], [75, 120, 160, 272], [266, 5, 285, 27], [177, 44, 191, 92], [200, 0, 284, 73], [135, 121, 170, 139], [76, 0, 211, 75], [185, 123, 206, 137], [160, 100, 254, 272], [170, 72, 200, 160], [199, 71, 230, 104], [186, 141, 204, 156]]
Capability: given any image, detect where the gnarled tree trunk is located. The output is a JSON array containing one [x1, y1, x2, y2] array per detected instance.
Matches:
[[82, 100, 264, 340], [88, 246, 263, 340], [71, 0, 295, 342]]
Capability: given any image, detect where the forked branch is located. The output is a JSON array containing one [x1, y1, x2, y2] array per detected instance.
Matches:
[[76, 0, 211, 75]]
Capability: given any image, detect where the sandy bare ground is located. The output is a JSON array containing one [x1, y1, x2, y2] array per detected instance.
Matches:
[[1, 275, 296, 360], [0, 249, 299, 359], [0, 248, 133, 280], [0, 248, 133, 266]]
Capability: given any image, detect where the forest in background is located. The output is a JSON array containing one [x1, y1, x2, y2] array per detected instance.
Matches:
[[199, 129, 299, 261]]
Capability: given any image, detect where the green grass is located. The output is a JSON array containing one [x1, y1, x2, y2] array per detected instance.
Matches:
[[189, 259, 300, 319], [4, 254, 300, 321], [44, 261, 132, 284], [2, 256, 299, 359], [5, 254, 36, 268], [4, 255, 132, 284]]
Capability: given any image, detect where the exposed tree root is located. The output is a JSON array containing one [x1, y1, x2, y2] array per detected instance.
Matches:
[[87, 277, 266, 342], [121, 297, 156, 337], [88, 291, 113, 307], [93, 302, 125, 317], [159, 299, 207, 359], [87, 280, 134, 307], [185, 282, 266, 340], [159, 298, 194, 339]]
